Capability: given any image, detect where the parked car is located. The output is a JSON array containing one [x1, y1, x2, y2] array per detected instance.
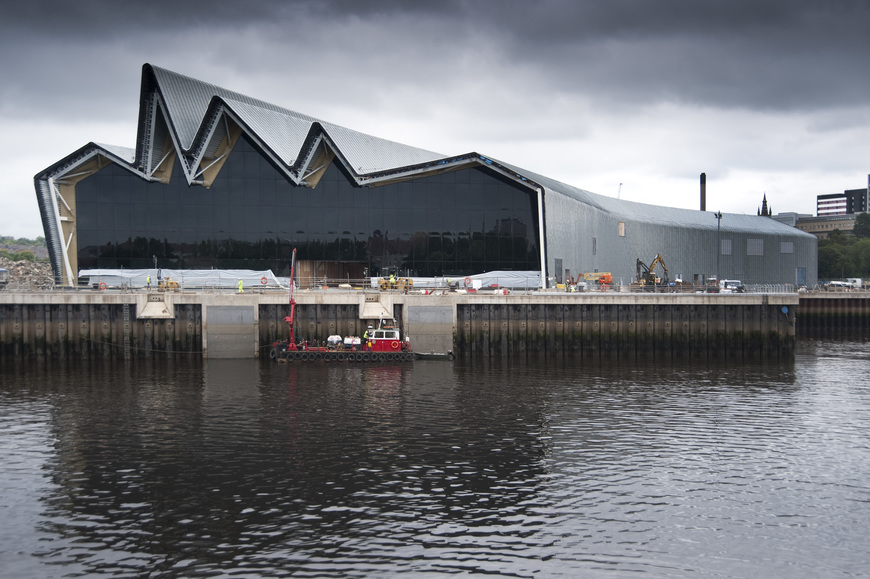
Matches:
[[825, 281, 851, 291], [719, 279, 745, 293]]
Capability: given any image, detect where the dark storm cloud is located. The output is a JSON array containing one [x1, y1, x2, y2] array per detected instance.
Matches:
[[472, 1, 869, 111], [2, 0, 868, 116], [304, 0, 870, 110], [518, 1, 870, 111]]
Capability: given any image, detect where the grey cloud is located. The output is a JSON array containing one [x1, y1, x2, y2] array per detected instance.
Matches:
[[3, 0, 869, 115], [321, 1, 870, 111], [2, 0, 869, 136], [474, 1, 870, 111]]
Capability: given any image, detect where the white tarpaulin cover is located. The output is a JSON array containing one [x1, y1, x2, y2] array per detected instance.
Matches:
[[79, 269, 284, 289], [461, 271, 541, 289]]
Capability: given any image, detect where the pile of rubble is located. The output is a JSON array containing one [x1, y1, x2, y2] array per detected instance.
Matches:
[[0, 257, 55, 289]]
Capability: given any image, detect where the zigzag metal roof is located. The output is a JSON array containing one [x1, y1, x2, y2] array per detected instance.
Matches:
[[144, 64, 445, 175], [132, 64, 808, 237]]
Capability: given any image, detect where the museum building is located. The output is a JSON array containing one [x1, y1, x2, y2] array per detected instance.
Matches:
[[35, 64, 817, 288]]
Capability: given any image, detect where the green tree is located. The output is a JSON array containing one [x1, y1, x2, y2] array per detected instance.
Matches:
[[853, 238, 870, 277], [0, 235, 46, 248], [853, 212, 870, 239], [0, 249, 35, 262], [818, 243, 846, 280], [828, 229, 851, 244]]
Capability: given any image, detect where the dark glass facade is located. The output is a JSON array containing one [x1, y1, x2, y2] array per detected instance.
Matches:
[[75, 135, 540, 277]]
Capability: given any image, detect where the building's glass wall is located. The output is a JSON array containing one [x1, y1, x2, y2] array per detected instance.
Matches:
[[75, 135, 540, 277]]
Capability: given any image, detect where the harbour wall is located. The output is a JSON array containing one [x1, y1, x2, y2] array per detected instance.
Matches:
[[455, 296, 796, 361], [796, 293, 870, 336], [0, 289, 799, 361]]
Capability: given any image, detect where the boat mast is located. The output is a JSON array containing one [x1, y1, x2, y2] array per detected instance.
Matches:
[[285, 248, 297, 345]]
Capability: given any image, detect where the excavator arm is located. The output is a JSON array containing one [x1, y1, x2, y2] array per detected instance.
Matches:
[[637, 254, 669, 286], [284, 248, 297, 347], [637, 259, 649, 282], [649, 253, 669, 284]]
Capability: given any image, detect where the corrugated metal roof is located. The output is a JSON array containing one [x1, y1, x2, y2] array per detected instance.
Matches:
[[222, 98, 313, 166], [322, 122, 444, 174], [150, 65, 317, 151], [149, 64, 443, 174], [498, 159, 815, 237], [93, 143, 135, 164]]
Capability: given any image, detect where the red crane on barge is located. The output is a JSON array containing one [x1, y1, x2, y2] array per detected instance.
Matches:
[[270, 249, 413, 362]]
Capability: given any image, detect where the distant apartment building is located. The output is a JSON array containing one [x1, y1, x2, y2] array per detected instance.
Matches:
[[791, 175, 869, 239], [816, 179, 869, 216]]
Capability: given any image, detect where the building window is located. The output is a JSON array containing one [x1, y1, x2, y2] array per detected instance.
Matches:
[[618, 222, 625, 237], [781, 241, 794, 254], [720, 239, 732, 256], [747, 238, 764, 256], [72, 135, 542, 275], [592, 237, 597, 256]]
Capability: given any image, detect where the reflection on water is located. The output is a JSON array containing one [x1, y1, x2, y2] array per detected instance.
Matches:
[[0, 341, 868, 577]]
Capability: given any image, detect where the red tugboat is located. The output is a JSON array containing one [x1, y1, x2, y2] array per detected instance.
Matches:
[[269, 249, 413, 363]]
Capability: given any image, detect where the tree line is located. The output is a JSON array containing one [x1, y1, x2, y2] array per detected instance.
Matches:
[[0, 236, 47, 263], [817, 213, 870, 281]]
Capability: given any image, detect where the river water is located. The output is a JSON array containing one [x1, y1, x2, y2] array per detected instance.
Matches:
[[1, 340, 869, 578]]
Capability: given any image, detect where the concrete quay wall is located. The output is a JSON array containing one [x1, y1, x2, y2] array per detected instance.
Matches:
[[0, 290, 798, 361], [453, 293, 797, 361], [797, 293, 870, 336]]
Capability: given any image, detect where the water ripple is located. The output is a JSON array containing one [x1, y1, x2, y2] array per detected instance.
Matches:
[[0, 346, 868, 577]]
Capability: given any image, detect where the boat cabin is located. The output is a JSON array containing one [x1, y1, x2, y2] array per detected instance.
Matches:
[[365, 321, 408, 353]]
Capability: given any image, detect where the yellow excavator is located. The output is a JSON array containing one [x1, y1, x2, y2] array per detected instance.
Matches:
[[378, 276, 413, 291], [158, 277, 179, 291], [637, 254, 669, 289]]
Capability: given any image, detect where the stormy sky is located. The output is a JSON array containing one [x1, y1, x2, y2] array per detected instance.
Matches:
[[2, 0, 869, 238]]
